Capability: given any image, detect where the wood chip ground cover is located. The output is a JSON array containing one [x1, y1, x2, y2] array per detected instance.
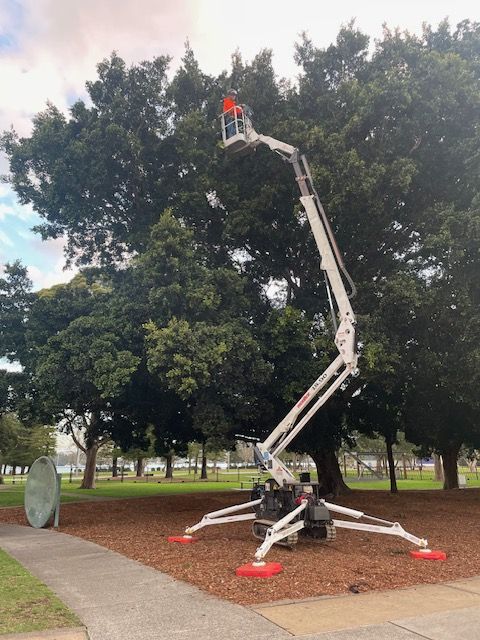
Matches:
[[1, 489, 479, 605]]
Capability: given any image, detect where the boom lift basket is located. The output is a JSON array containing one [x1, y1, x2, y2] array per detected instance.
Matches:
[[220, 106, 251, 153]]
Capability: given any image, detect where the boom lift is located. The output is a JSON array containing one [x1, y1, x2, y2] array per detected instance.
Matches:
[[168, 104, 446, 576]]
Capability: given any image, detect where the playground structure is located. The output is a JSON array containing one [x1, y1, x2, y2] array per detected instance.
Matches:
[[169, 103, 446, 575]]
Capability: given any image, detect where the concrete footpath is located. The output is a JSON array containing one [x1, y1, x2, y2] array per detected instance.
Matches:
[[1, 523, 479, 640]]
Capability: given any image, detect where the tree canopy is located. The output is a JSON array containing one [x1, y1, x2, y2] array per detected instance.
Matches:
[[1, 20, 479, 491]]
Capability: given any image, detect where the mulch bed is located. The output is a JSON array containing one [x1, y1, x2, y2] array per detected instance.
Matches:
[[1, 489, 479, 605]]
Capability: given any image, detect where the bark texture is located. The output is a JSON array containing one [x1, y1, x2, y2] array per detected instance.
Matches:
[[200, 454, 208, 480], [165, 454, 173, 479], [441, 445, 460, 490], [385, 435, 398, 494], [433, 453, 444, 482], [311, 447, 351, 496], [80, 443, 99, 489]]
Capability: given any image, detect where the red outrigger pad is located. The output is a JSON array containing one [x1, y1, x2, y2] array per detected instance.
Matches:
[[167, 536, 198, 544], [236, 562, 283, 577], [410, 549, 447, 561]]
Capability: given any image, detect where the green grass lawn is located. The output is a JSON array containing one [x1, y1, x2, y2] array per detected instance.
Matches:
[[0, 548, 80, 635], [0, 476, 259, 507], [2, 470, 480, 509], [0, 486, 91, 508], [62, 479, 250, 498], [347, 479, 445, 490], [356, 478, 480, 490]]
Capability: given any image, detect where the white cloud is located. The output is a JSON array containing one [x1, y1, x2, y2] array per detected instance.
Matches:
[[30, 235, 66, 258], [0, 0, 197, 135], [16, 228, 34, 240], [0, 229, 13, 246], [0, 195, 35, 222], [25, 235, 78, 290], [27, 258, 78, 291], [0, 233, 74, 291], [195, 1, 480, 79]]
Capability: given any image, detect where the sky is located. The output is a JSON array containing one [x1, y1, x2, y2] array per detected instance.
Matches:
[[0, 0, 479, 294]]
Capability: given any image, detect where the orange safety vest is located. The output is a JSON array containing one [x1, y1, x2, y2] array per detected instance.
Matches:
[[223, 97, 243, 116]]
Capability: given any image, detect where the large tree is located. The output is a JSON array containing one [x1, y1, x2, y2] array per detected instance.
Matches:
[[141, 211, 271, 450], [34, 309, 140, 489], [2, 22, 479, 489], [1, 54, 172, 267]]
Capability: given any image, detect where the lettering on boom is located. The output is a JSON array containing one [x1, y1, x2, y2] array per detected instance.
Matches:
[[297, 392, 310, 408], [297, 371, 330, 408], [312, 374, 326, 389]]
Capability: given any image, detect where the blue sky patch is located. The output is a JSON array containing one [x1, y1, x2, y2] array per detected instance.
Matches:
[[0, 0, 24, 52], [0, 185, 73, 290]]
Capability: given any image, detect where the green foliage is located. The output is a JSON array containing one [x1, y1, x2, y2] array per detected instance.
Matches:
[[0, 261, 33, 363], [35, 309, 139, 416], [1, 23, 479, 484], [1, 54, 172, 266], [0, 415, 56, 469], [140, 212, 271, 446]]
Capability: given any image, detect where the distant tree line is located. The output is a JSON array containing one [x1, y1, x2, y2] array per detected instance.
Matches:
[[1, 20, 479, 492]]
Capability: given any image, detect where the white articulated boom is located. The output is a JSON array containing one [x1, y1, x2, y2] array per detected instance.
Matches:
[[168, 105, 442, 572], [222, 107, 358, 487]]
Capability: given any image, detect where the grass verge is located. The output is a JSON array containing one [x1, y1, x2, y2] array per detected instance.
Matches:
[[0, 548, 80, 635], [0, 488, 83, 508], [2, 473, 480, 509]]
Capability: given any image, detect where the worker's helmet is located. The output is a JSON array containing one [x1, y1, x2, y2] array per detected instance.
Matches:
[[227, 88, 238, 97]]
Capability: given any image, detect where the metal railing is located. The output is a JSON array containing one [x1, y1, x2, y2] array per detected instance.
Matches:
[[220, 104, 251, 144]]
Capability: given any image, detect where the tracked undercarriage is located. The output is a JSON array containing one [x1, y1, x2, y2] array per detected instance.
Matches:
[[250, 476, 337, 549]]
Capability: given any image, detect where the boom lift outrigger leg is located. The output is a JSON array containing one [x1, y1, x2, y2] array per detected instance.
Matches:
[[168, 105, 446, 575]]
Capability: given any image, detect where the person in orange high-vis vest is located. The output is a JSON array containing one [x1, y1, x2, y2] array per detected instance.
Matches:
[[223, 89, 243, 138]]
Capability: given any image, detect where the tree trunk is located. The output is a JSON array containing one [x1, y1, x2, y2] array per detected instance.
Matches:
[[310, 448, 351, 497], [80, 443, 99, 489], [200, 442, 208, 480], [112, 456, 118, 477], [20, 466, 26, 475], [0, 473, 3, 485], [136, 457, 144, 477], [193, 453, 198, 474], [433, 453, 444, 482], [385, 434, 398, 494], [165, 454, 173, 479], [441, 446, 460, 490]]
